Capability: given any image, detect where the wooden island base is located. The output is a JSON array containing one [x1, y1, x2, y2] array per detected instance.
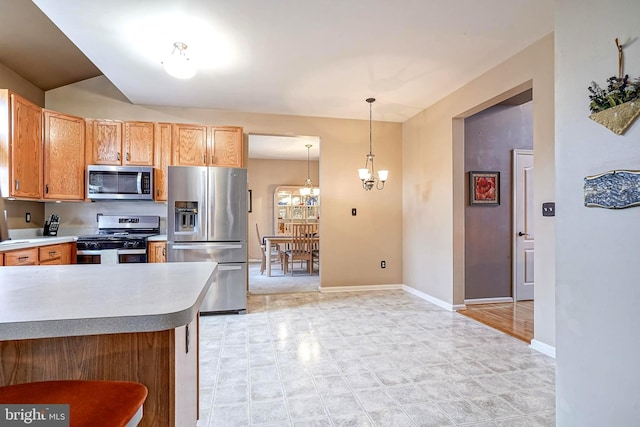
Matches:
[[0, 318, 198, 427]]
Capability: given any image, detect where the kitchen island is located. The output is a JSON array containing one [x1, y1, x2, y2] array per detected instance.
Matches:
[[0, 261, 217, 427]]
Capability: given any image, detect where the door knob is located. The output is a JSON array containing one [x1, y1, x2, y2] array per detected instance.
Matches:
[[518, 231, 529, 237]]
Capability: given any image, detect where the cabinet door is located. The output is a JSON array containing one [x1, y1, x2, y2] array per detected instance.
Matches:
[[148, 241, 167, 263], [209, 126, 243, 167], [10, 94, 42, 198], [154, 123, 172, 201], [88, 119, 123, 165], [43, 110, 85, 200], [4, 248, 38, 266], [39, 244, 63, 265], [172, 124, 207, 166], [124, 121, 154, 166]]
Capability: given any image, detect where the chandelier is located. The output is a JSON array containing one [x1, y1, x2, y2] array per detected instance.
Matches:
[[358, 98, 388, 190], [163, 42, 197, 79], [300, 144, 320, 198]]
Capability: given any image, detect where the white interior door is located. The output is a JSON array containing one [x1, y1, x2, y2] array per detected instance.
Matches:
[[513, 149, 534, 301]]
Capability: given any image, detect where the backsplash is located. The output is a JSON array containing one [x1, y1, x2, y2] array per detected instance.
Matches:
[[44, 201, 168, 236]]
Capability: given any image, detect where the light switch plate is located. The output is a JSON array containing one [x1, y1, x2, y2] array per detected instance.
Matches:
[[542, 202, 555, 217]]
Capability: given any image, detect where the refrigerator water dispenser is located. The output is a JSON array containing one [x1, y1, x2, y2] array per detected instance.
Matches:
[[174, 201, 199, 233]]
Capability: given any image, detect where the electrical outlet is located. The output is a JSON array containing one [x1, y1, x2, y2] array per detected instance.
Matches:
[[381, 260, 386, 268], [352, 208, 357, 216], [542, 202, 555, 217], [25, 212, 31, 223]]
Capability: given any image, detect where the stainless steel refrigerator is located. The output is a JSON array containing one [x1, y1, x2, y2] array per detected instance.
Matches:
[[167, 166, 248, 314]]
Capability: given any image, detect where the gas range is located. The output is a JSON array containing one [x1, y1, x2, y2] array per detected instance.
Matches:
[[76, 215, 160, 264]]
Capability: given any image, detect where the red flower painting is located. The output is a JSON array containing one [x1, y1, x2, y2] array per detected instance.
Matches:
[[470, 171, 500, 205]]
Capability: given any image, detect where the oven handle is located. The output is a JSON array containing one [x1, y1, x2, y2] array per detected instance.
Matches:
[[171, 244, 243, 250], [118, 249, 147, 255], [77, 250, 102, 256]]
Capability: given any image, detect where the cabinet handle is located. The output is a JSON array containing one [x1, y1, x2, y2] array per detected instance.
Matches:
[[45, 184, 49, 194], [117, 152, 121, 161], [211, 155, 214, 164], [126, 152, 130, 161], [162, 248, 166, 257], [203, 155, 206, 164], [49, 251, 57, 256], [18, 256, 29, 261], [185, 323, 190, 353], [15, 179, 19, 191]]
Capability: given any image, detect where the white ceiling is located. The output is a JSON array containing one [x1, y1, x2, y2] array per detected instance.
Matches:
[[31, 0, 553, 123]]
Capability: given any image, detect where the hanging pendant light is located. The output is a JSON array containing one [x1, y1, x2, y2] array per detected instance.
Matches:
[[300, 144, 319, 197], [358, 98, 388, 191], [163, 42, 197, 79]]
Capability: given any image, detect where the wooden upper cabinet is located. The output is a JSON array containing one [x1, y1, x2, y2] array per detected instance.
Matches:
[[86, 119, 123, 165], [209, 126, 243, 168], [124, 121, 154, 166], [172, 124, 208, 166], [3, 93, 43, 199], [43, 110, 85, 200], [154, 123, 172, 201]]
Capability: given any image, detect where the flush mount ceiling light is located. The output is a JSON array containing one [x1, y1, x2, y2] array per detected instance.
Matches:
[[358, 98, 388, 191], [162, 42, 197, 79], [300, 144, 320, 198]]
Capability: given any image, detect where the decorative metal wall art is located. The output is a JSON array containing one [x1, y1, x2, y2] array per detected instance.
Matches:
[[584, 170, 640, 209]]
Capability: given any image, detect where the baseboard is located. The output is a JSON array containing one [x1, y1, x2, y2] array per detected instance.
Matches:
[[402, 285, 465, 311], [530, 339, 556, 358], [320, 284, 403, 293], [464, 297, 514, 305]]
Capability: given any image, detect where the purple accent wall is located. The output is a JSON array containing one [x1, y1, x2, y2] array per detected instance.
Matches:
[[464, 100, 532, 300]]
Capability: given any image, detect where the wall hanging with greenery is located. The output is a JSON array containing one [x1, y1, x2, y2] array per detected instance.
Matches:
[[588, 38, 640, 135]]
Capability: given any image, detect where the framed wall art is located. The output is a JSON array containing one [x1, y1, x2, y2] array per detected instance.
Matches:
[[469, 171, 500, 205]]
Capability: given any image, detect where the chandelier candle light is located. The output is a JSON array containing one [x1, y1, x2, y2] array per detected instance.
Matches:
[[358, 98, 388, 191], [300, 144, 319, 197], [163, 42, 197, 79]]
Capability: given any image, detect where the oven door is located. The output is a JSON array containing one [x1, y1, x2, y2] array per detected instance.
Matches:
[[118, 249, 147, 264], [76, 249, 147, 264]]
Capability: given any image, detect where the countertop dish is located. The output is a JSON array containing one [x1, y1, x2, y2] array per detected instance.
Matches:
[[0, 261, 216, 341]]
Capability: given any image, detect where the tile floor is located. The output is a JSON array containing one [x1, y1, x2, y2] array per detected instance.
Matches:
[[197, 290, 555, 427]]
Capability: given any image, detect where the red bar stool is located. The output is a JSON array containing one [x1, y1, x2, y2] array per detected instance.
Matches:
[[0, 380, 148, 427]]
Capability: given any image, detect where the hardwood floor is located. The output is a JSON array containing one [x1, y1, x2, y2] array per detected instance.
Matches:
[[458, 301, 534, 343]]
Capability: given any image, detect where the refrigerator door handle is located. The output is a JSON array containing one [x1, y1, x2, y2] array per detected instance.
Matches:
[[171, 244, 244, 250], [218, 265, 243, 271]]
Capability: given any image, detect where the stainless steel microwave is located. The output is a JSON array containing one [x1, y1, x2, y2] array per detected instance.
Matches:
[[87, 165, 154, 200]]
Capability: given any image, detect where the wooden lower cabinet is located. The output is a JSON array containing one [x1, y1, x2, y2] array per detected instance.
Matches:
[[38, 243, 73, 265], [4, 248, 38, 266], [148, 241, 167, 263], [1, 242, 75, 266], [0, 317, 199, 427]]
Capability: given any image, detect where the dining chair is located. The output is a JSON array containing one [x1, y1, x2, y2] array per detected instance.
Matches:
[[255, 223, 281, 274], [283, 223, 315, 275]]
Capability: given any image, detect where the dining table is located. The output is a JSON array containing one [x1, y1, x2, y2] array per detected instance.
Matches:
[[263, 234, 319, 276]]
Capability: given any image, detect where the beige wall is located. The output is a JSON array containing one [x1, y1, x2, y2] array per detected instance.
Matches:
[[0, 62, 45, 107], [45, 76, 403, 288], [402, 34, 555, 348], [247, 158, 319, 260]]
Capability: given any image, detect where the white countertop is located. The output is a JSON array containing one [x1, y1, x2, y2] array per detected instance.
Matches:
[[0, 236, 76, 252], [0, 261, 216, 341]]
